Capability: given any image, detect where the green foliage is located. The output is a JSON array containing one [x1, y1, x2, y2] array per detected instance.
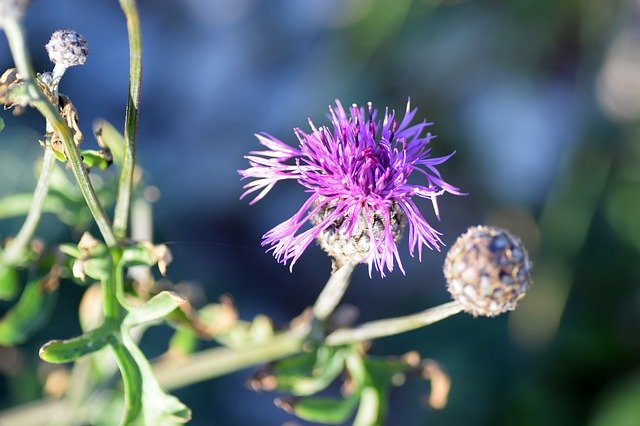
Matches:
[[0, 262, 18, 300], [285, 394, 361, 424], [39, 324, 115, 363], [93, 119, 125, 166], [0, 273, 58, 345], [273, 346, 350, 396]]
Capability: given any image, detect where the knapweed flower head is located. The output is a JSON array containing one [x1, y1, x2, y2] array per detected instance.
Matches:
[[239, 100, 462, 276]]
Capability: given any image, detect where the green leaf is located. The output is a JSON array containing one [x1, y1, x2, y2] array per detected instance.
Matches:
[[288, 394, 360, 424], [0, 117, 4, 132], [0, 276, 58, 345], [353, 385, 387, 426], [0, 262, 19, 300], [120, 242, 172, 276], [119, 333, 191, 424], [82, 149, 113, 171], [110, 343, 143, 425], [93, 119, 125, 166], [0, 193, 68, 221], [59, 244, 81, 258], [275, 346, 349, 396], [39, 324, 115, 363], [123, 291, 185, 329], [167, 327, 198, 356]]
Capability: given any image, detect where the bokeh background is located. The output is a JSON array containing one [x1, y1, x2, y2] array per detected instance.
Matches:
[[1, 0, 640, 424]]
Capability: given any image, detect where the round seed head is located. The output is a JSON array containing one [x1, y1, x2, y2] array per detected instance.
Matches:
[[0, 0, 29, 24], [45, 29, 89, 68], [311, 199, 406, 268], [444, 225, 532, 317]]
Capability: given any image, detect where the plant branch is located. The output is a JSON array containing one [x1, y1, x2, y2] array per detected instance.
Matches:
[[2, 19, 118, 248], [113, 0, 142, 238], [312, 263, 355, 321], [1, 149, 56, 265], [153, 329, 307, 391], [325, 301, 464, 346]]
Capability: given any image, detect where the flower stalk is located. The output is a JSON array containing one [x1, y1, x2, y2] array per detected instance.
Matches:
[[312, 263, 355, 321], [1, 148, 56, 265], [113, 0, 142, 238], [325, 301, 464, 346], [2, 19, 118, 248]]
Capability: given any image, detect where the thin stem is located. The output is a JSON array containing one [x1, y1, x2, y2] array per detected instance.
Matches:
[[102, 252, 122, 321], [0, 302, 465, 424], [2, 19, 118, 248], [312, 264, 355, 321], [1, 149, 56, 265], [325, 301, 464, 346], [153, 330, 306, 391], [113, 0, 142, 238]]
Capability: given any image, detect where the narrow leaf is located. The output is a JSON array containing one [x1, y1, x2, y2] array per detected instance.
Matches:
[[0, 276, 58, 344], [110, 343, 143, 425], [285, 394, 360, 424], [123, 291, 185, 329], [93, 119, 125, 166], [39, 324, 115, 363], [121, 333, 191, 424], [353, 385, 387, 426], [0, 263, 18, 300], [277, 347, 349, 396]]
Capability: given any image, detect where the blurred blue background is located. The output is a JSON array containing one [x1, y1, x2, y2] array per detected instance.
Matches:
[[2, 0, 640, 424]]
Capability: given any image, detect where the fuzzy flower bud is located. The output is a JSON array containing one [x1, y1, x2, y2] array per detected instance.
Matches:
[[0, 0, 29, 25], [444, 225, 531, 317], [45, 29, 89, 68]]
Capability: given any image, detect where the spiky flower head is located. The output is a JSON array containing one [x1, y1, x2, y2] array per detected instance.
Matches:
[[0, 0, 29, 25], [46, 29, 89, 68], [444, 225, 532, 317], [239, 100, 462, 276]]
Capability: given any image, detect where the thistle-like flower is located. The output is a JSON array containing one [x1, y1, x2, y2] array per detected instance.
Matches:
[[239, 100, 462, 276]]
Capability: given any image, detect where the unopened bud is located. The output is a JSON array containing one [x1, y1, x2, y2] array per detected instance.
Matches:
[[444, 225, 532, 317], [45, 29, 89, 69]]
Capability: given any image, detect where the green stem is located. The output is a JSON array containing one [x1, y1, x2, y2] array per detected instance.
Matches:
[[325, 301, 464, 346], [113, 0, 142, 238], [2, 19, 118, 248], [312, 264, 355, 321], [0, 302, 465, 424], [1, 149, 56, 265], [102, 252, 123, 321], [152, 330, 306, 391]]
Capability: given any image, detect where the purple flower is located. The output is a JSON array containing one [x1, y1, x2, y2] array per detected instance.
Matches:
[[239, 100, 462, 276]]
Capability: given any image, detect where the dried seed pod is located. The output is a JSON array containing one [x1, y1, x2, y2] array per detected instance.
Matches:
[[45, 29, 89, 68], [444, 225, 532, 317]]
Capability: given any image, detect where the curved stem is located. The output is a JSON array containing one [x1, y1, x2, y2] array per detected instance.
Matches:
[[2, 19, 117, 248], [113, 0, 142, 238], [312, 264, 355, 321], [325, 301, 464, 346], [1, 149, 56, 265]]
